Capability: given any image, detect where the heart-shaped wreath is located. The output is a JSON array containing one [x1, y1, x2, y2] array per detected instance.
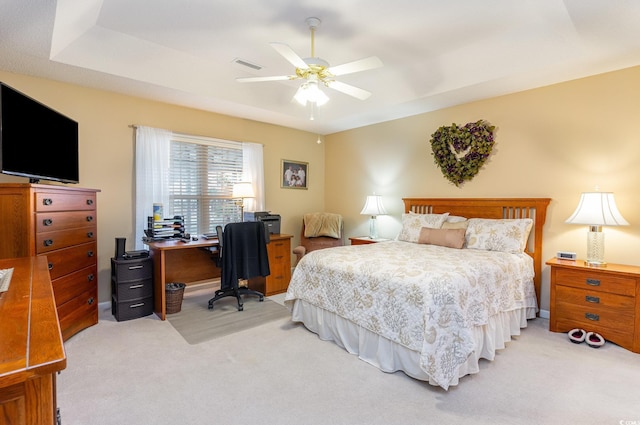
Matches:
[[430, 120, 495, 187]]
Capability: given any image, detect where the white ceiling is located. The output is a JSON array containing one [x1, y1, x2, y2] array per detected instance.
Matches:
[[1, 0, 640, 135]]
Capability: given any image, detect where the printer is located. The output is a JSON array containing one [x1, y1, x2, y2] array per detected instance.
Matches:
[[244, 211, 281, 234]]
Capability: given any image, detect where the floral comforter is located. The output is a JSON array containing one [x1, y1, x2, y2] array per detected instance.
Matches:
[[284, 240, 536, 389]]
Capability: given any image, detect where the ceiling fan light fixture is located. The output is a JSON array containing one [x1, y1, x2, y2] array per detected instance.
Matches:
[[294, 81, 329, 106]]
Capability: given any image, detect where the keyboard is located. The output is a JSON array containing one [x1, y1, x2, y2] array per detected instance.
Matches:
[[0, 268, 14, 293]]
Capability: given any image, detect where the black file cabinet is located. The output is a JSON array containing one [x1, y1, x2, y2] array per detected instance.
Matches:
[[111, 257, 154, 321]]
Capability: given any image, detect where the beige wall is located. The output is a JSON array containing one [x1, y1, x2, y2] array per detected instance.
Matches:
[[0, 70, 325, 303], [326, 66, 640, 312], [1, 66, 639, 312]]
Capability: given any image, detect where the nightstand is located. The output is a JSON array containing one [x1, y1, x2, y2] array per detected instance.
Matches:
[[349, 236, 391, 245], [547, 257, 640, 353]]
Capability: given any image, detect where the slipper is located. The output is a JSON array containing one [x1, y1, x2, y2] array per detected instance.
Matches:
[[568, 328, 586, 344], [585, 332, 605, 348]]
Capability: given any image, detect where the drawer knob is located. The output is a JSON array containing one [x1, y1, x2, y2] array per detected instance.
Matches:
[[585, 312, 600, 321], [86, 199, 94, 206], [86, 215, 94, 222], [43, 198, 53, 206], [87, 251, 94, 257], [88, 274, 95, 282], [44, 239, 54, 247], [48, 262, 53, 270], [585, 295, 600, 303], [586, 278, 601, 286], [88, 297, 95, 305], [87, 231, 94, 238], [43, 218, 53, 226]]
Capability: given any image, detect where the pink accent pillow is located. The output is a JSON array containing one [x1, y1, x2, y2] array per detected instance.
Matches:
[[418, 227, 466, 249]]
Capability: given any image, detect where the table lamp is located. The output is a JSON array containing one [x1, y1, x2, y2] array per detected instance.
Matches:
[[360, 195, 387, 239], [565, 191, 629, 266], [232, 182, 254, 221]]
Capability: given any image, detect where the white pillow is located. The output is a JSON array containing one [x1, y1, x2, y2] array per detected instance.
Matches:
[[465, 218, 533, 254], [397, 213, 449, 243], [445, 215, 467, 223]]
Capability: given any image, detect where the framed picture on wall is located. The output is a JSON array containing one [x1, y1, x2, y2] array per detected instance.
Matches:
[[281, 159, 308, 189]]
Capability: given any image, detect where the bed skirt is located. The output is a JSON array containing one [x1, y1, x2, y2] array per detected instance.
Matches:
[[290, 299, 537, 389]]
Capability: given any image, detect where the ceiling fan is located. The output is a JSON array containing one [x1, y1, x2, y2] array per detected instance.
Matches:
[[236, 17, 383, 104]]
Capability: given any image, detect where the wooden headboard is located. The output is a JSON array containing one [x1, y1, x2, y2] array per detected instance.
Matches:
[[403, 197, 551, 307]]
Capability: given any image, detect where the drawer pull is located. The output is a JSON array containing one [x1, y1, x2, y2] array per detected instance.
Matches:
[[129, 284, 144, 289], [88, 274, 95, 282], [87, 231, 94, 238], [43, 198, 53, 206], [88, 297, 95, 305], [43, 218, 53, 226], [585, 278, 600, 286], [87, 251, 94, 257], [585, 312, 600, 321], [86, 215, 94, 222], [585, 295, 600, 303], [128, 265, 144, 270], [48, 263, 53, 270], [86, 199, 94, 206], [44, 239, 54, 247], [275, 255, 283, 259], [129, 303, 145, 308]]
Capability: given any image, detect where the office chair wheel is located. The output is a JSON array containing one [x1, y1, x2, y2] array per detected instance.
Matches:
[[259, 295, 264, 302], [238, 305, 244, 311], [208, 300, 214, 310]]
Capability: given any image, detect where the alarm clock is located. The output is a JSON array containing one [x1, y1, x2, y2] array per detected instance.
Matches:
[[556, 251, 577, 260]]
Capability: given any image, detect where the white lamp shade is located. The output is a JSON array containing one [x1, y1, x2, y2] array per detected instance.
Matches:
[[294, 81, 329, 106], [565, 192, 629, 226], [232, 182, 254, 199], [360, 195, 388, 216]]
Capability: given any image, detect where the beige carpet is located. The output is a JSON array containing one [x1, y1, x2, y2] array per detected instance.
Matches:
[[166, 284, 290, 344]]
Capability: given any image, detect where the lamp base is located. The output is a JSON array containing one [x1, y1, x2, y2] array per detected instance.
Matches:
[[368, 216, 378, 239]]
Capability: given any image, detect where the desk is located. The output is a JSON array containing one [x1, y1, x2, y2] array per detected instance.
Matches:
[[0, 256, 67, 424], [145, 234, 292, 320]]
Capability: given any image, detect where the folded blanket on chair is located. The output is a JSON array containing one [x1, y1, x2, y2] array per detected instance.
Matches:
[[303, 213, 342, 239]]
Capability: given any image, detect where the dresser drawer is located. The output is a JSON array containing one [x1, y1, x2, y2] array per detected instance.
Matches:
[[36, 226, 97, 254], [112, 295, 154, 322], [52, 264, 98, 306], [57, 286, 98, 341], [35, 191, 97, 212], [555, 285, 635, 313], [36, 210, 96, 233], [555, 268, 636, 296], [112, 277, 153, 301], [112, 257, 153, 282], [42, 242, 97, 280]]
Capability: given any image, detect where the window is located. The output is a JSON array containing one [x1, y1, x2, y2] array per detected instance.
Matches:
[[169, 135, 243, 235]]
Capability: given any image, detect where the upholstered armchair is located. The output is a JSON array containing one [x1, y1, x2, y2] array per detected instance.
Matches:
[[293, 213, 344, 265]]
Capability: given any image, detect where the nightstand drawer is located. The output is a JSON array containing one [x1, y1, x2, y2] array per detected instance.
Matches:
[[112, 277, 153, 301], [555, 301, 634, 330], [555, 285, 635, 313], [555, 268, 636, 296], [112, 257, 153, 282]]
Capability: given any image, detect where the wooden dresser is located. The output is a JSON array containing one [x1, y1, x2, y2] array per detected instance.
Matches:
[[0, 256, 66, 425], [547, 257, 640, 353], [0, 183, 100, 340]]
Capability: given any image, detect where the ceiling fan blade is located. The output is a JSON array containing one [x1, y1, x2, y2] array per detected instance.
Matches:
[[327, 56, 383, 76], [326, 80, 372, 100], [269, 42, 309, 70], [236, 75, 297, 83]]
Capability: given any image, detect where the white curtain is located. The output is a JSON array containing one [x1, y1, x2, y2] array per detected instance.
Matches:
[[134, 126, 172, 250], [242, 142, 265, 212]]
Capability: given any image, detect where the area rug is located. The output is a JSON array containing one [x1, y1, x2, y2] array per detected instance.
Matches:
[[166, 286, 290, 345]]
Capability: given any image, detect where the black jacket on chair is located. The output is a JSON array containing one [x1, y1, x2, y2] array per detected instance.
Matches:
[[220, 221, 270, 291]]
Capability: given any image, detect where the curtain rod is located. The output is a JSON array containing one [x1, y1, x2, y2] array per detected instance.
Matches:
[[128, 124, 264, 146]]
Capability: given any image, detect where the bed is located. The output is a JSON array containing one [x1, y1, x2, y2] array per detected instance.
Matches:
[[284, 198, 551, 390]]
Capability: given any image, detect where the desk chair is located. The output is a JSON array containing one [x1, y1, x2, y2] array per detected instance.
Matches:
[[208, 221, 270, 311]]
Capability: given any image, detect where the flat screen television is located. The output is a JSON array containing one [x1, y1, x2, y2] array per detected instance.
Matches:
[[0, 82, 79, 184]]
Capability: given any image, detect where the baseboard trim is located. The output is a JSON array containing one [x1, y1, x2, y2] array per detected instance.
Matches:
[[539, 309, 550, 319]]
